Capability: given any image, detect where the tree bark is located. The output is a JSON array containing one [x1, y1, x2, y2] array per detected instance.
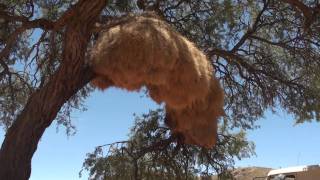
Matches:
[[0, 0, 106, 179]]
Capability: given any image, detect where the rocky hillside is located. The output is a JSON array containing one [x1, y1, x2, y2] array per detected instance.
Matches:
[[208, 167, 272, 180]]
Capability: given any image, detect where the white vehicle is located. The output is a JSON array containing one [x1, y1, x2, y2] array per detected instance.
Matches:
[[265, 165, 320, 180]]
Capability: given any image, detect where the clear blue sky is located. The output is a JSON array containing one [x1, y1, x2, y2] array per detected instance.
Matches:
[[1, 88, 320, 180]]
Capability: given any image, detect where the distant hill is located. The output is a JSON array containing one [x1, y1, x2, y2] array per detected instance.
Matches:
[[231, 167, 271, 180], [207, 167, 272, 180]]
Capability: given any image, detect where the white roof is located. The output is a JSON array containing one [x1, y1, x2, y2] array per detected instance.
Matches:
[[268, 165, 320, 176]]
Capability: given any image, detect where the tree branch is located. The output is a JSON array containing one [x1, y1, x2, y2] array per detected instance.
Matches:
[[0, 19, 53, 62], [210, 48, 304, 90], [280, 0, 320, 28], [231, 0, 269, 52], [0, 2, 77, 62], [281, 0, 313, 20]]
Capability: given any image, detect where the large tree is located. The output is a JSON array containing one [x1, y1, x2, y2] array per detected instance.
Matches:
[[0, 0, 319, 179]]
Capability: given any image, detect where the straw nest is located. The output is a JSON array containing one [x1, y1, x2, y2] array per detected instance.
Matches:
[[90, 13, 224, 148]]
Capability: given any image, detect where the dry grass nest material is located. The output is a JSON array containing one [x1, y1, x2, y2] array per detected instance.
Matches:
[[90, 13, 224, 148]]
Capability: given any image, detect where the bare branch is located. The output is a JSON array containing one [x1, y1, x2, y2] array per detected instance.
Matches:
[[231, 1, 269, 52], [210, 48, 304, 90], [0, 19, 53, 62]]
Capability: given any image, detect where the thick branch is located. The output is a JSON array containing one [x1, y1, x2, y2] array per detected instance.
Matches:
[[0, 57, 9, 80]]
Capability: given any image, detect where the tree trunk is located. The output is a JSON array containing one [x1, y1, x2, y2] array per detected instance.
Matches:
[[0, 0, 106, 179]]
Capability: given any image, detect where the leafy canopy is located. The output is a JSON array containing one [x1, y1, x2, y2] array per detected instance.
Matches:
[[1, 0, 319, 131], [81, 110, 254, 180]]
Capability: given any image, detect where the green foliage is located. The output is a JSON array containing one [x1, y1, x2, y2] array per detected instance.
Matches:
[[81, 109, 255, 180]]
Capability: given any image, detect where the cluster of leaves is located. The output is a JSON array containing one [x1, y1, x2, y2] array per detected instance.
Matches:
[[81, 109, 255, 180], [0, 0, 32, 128]]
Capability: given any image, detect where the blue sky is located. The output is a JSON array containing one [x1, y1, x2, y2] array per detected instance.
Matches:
[[1, 88, 320, 180]]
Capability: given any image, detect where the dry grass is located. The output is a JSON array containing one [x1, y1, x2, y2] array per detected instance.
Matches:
[[90, 13, 224, 148]]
